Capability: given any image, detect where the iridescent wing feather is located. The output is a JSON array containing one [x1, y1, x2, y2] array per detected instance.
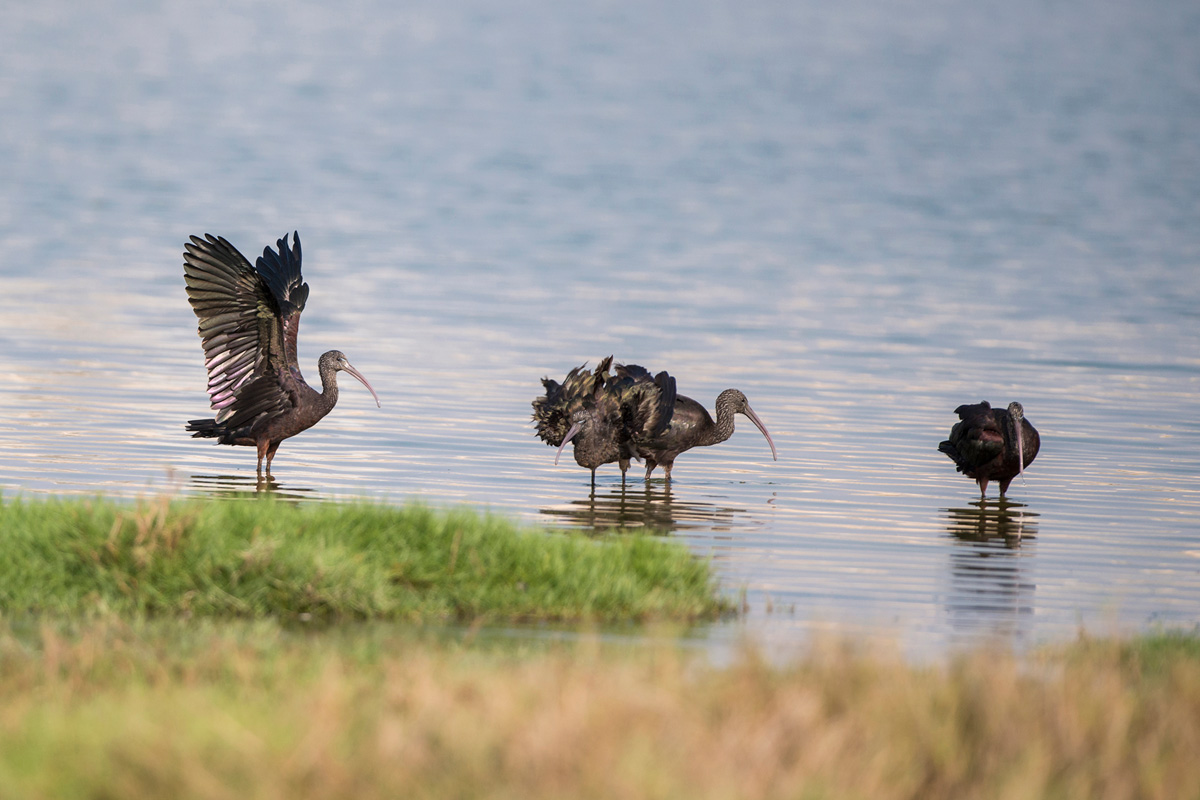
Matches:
[[183, 232, 309, 428], [532, 356, 614, 445]]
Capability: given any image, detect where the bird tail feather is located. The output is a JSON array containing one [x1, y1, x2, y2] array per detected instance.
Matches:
[[187, 418, 230, 442]]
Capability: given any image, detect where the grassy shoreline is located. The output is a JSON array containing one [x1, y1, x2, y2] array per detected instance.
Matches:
[[2, 496, 1197, 798], [0, 496, 728, 623]]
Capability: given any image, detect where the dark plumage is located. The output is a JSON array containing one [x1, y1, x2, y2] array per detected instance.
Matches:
[[938, 401, 1040, 498], [183, 232, 380, 474], [532, 357, 676, 487], [641, 388, 778, 480]]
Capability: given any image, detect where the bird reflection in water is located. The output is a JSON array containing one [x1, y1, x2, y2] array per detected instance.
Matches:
[[187, 473, 318, 501], [944, 498, 1039, 543], [942, 500, 1040, 646], [539, 483, 743, 534]]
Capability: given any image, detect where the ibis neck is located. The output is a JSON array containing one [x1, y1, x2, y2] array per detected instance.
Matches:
[[706, 401, 737, 447], [317, 365, 340, 407]]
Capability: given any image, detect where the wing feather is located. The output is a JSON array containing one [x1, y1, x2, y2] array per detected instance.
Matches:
[[254, 232, 309, 375], [611, 362, 676, 440], [532, 357, 613, 446], [183, 232, 307, 432], [938, 401, 1005, 473]]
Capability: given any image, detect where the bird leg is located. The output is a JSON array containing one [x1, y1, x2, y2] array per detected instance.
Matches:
[[977, 478, 989, 499], [267, 448, 283, 479], [256, 440, 270, 476], [255, 439, 282, 477]]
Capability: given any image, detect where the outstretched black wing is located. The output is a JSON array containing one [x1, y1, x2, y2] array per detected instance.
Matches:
[[183, 232, 309, 429], [254, 232, 309, 378]]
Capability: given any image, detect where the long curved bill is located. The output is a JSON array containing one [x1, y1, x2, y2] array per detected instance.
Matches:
[[555, 421, 582, 466], [743, 405, 779, 461], [1016, 424, 1025, 485], [343, 361, 382, 408]]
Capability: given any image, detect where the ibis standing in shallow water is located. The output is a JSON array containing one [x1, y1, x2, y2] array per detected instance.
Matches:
[[183, 232, 380, 475], [532, 357, 676, 488], [640, 387, 778, 480], [938, 401, 1040, 498]]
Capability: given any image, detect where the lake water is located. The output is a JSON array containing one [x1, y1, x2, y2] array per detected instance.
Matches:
[[2, 0, 1198, 659]]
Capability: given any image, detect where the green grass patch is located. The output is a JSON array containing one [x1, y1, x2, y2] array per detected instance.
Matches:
[[1057, 628, 1200, 680], [0, 497, 727, 623]]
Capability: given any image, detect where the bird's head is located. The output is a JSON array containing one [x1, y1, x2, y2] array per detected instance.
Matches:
[[555, 409, 592, 465], [716, 388, 749, 411], [320, 350, 381, 408], [717, 389, 778, 462]]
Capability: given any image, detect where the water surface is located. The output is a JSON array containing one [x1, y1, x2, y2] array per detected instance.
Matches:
[[1, 0, 1198, 658]]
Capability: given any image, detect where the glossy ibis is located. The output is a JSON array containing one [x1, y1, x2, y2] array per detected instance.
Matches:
[[532, 357, 676, 488], [183, 232, 380, 475], [641, 387, 778, 480], [938, 401, 1039, 498]]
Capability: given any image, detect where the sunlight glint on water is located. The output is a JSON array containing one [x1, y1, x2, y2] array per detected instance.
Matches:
[[1, 0, 1198, 658]]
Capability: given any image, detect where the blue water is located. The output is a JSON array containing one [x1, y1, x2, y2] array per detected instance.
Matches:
[[1, 0, 1198, 658]]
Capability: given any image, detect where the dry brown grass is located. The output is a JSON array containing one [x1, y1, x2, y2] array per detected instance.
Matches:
[[0, 621, 1197, 800]]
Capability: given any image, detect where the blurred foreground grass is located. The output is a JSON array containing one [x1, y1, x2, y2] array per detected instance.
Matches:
[[0, 496, 725, 623], [0, 620, 1196, 800]]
